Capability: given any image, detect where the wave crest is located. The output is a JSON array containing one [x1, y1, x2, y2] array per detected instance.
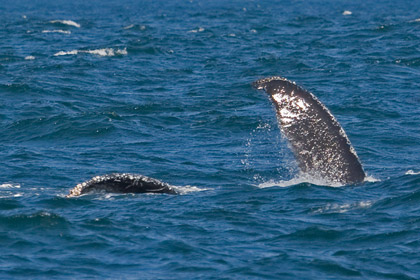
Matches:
[[50, 20, 80, 28], [42, 30, 71, 34], [406, 170, 420, 175], [0, 183, 21, 189]]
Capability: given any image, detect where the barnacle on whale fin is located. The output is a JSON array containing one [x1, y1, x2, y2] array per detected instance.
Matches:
[[254, 76, 365, 185]]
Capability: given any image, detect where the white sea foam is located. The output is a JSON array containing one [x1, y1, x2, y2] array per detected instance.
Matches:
[[313, 200, 372, 214], [364, 175, 380, 182], [54, 50, 78, 56], [50, 20, 80, 28], [258, 172, 379, 189], [0, 183, 21, 189], [342, 10, 352, 16], [25, 56, 35, 60], [257, 173, 343, 188], [406, 170, 420, 175], [173, 185, 208, 194], [86, 48, 127, 56], [42, 30, 71, 34], [54, 48, 127, 57], [412, 18, 420, 22]]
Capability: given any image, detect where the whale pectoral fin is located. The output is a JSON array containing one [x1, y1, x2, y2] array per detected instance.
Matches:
[[254, 76, 365, 185]]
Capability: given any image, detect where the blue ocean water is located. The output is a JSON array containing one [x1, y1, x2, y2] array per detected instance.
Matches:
[[1, 0, 420, 278]]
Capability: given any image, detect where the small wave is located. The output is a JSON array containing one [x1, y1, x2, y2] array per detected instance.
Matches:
[[342, 10, 352, 16], [42, 30, 71, 34], [0, 193, 23, 198], [54, 48, 127, 57], [50, 20, 80, 28], [24, 56, 35, 60], [123, 24, 146, 30], [406, 170, 420, 175], [188, 27, 205, 33], [0, 183, 21, 189], [313, 200, 372, 214]]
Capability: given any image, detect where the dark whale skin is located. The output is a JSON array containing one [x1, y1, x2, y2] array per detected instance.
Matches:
[[253, 76, 365, 185], [67, 173, 177, 197]]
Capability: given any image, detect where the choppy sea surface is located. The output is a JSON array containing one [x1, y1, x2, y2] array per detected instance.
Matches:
[[1, 0, 420, 278]]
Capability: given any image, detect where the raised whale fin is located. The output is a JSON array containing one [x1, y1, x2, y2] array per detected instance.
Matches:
[[253, 76, 365, 184], [67, 173, 178, 197]]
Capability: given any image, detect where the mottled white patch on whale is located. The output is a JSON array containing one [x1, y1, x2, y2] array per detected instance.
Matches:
[[253, 76, 366, 185]]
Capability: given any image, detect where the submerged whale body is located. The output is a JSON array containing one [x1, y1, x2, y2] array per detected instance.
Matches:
[[253, 76, 365, 184], [67, 173, 177, 197]]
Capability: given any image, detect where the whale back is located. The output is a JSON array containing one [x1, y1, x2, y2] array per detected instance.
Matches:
[[253, 76, 365, 184], [67, 173, 177, 197]]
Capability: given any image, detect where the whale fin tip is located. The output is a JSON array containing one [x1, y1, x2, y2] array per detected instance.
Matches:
[[252, 76, 294, 90]]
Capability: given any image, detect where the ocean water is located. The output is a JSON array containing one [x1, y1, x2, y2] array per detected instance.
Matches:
[[1, 0, 420, 278]]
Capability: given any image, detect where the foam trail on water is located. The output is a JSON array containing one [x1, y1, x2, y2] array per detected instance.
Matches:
[[406, 170, 420, 175], [50, 20, 81, 28]]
